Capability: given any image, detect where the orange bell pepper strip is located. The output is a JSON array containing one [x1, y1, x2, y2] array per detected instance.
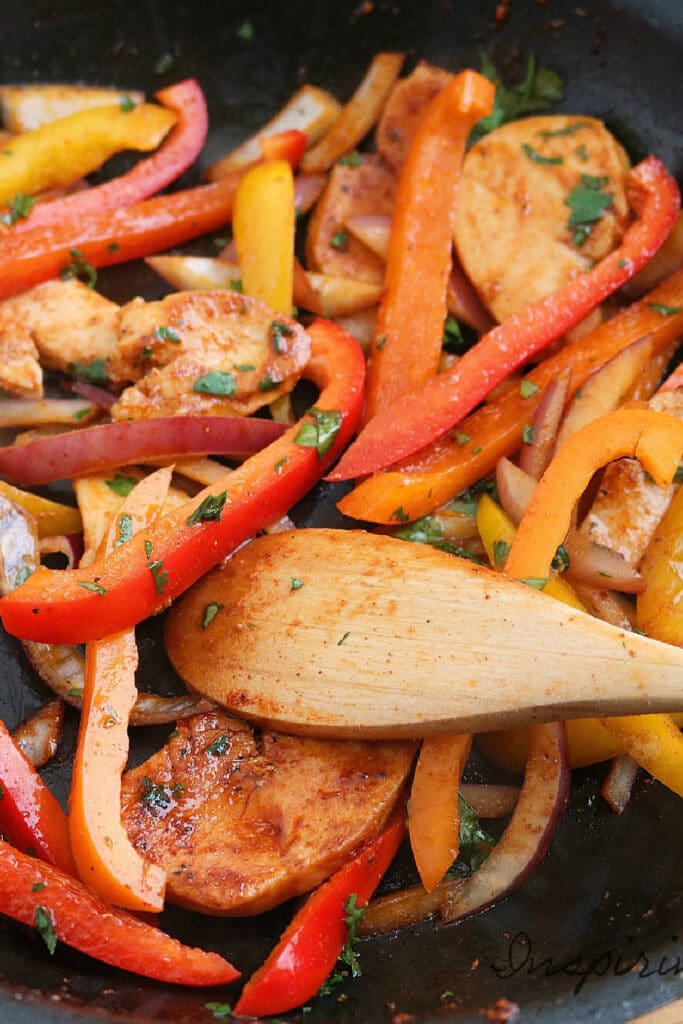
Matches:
[[339, 264, 683, 524], [0, 836, 239, 984], [362, 70, 495, 425], [0, 318, 365, 644], [0, 719, 76, 875], [408, 734, 471, 894], [331, 155, 680, 481], [234, 811, 404, 1017], [0, 100, 176, 206], [233, 159, 295, 314], [504, 407, 683, 798], [19, 79, 208, 231], [69, 468, 172, 913], [0, 174, 239, 301]]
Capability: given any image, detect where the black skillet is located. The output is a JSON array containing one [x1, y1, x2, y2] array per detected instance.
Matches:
[[1, 1, 682, 1021]]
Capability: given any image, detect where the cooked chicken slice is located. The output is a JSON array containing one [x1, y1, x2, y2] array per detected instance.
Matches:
[[579, 390, 683, 566], [376, 61, 452, 172], [305, 154, 396, 285], [0, 279, 120, 374], [121, 710, 414, 915], [0, 84, 144, 132], [454, 115, 631, 322], [0, 319, 42, 397], [110, 291, 310, 420]]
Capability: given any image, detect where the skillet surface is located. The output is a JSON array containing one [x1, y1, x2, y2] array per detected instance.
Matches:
[[0, 1, 682, 1021]]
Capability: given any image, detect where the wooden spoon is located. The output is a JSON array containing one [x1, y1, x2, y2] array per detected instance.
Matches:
[[165, 529, 683, 738]]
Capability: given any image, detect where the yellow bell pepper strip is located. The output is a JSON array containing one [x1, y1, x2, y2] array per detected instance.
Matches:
[[0, 100, 176, 207], [0, 836, 240, 984], [233, 159, 295, 314], [0, 719, 76, 874], [637, 479, 683, 645], [0, 480, 81, 538], [408, 734, 472, 893], [69, 468, 172, 913], [362, 70, 494, 425], [0, 318, 365, 644], [234, 810, 404, 1016], [478, 720, 627, 774], [504, 407, 683, 797], [340, 264, 683, 524], [18, 79, 207, 231], [0, 174, 240, 301], [330, 155, 680, 482]]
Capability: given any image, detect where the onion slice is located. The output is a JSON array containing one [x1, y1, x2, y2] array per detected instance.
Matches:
[[0, 415, 286, 486], [12, 698, 64, 768], [70, 380, 117, 410], [518, 368, 572, 480], [440, 722, 570, 924], [460, 783, 520, 819], [564, 529, 644, 594], [496, 457, 537, 525], [601, 753, 639, 814]]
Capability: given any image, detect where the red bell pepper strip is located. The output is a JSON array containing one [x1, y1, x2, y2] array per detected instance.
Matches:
[[330, 155, 680, 481], [0, 318, 365, 644], [259, 128, 308, 167], [0, 174, 240, 302], [0, 719, 76, 875], [16, 79, 208, 231], [0, 835, 240, 985], [362, 70, 494, 426], [234, 812, 405, 1017]]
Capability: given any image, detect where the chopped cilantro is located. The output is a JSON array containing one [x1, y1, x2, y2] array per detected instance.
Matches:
[[522, 424, 535, 445], [107, 241, 120, 253], [237, 19, 254, 40], [520, 379, 540, 399], [575, 144, 589, 161], [391, 506, 410, 523], [115, 512, 133, 548], [32, 882, 45, 892], [375, 334, 387, 350], [456, 432, 472, 446], [201, 603, 224, 629], [449, 796, 495, 876], [565, 174, 613, 246], [154, 52, 175, 75], [233, 362, 255, 372], [35, 906, 57, 954], [144, 540, 153, 559], [290, 577, 304, 591], [538, 121, 589, 138], [140, 776, 171, 809], [154, 325, 181, 343], [67, 357, 109, 386], [67, 688, 83, 700], [294, 407, 342, 457], [271, 319, 294, 353], [148, 559, 169, 595], [119, 95, 136, 112], [471, 52, 563, 143], [493, 539, 510, 568], [14, 565, 32, 588], [258, 371, 280, 392], [319, 893, 366, 995], [648, 302, 681, 316], [330, 229, 348, 251], [105, 474, 137, 497], [0, 783, 3, 799], [187, 491, 227, 526], [229, 277, 243, 293], [338, 152, 362, 166], [204, 1004, 232, 1019], [207, 735, 229, 757], [442, 314, 466, 353], [338, 631, 351, 646], [193, 370, 238, 396], [60, 247, 97, 288], [521, 143, 563, 165], [78, 581, 107, 594], [394, 515, 484, 563], [274, 456, 289, 474], [0, 192, 36, 226], [72, 407, 92, 422], [523, 576, 550, 590], [551, 544, 570, 573]]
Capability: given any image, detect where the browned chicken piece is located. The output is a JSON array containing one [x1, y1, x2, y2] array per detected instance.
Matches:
[[579, 390, 683, 566], [375, 61, 452, 172], [454, 115, 631, 322], [0, 84, 144, 132], [305, 154, 396, 285], [0, 319, 42, 397], [110, 291, 310, 420], [0, 279, 120, 373], [120, 710, 414, 915]]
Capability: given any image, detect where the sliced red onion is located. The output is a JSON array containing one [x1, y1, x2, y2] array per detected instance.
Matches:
[[294, 173, 327, 215], [460, 783, 520, 819], [0, 415, 286, 486], [496, 457, 537, 525], [345, 214, 390, 260], [440, 722, 570, 924], [564, 529, 644, 594], [570, 583, 638, 630], [447, 253, 495, 335], [601, 754, 639, 814], [518, 368, 572, 479], [12, 698, 64, 768], [359, 878, 452, 937], [38, 532, 83, 569], [70, 380, 117, 410]]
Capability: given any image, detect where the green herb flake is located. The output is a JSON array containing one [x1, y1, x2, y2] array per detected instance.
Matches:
[[393, 515, 482, 562], [0, 192, 36, 226], [294, 407, 342, 457], [115, 512, 134, 548], [207, 735, 229, 757], [141, 345, 154, 359], [522, 424, 535, 445], [391, 506, 410, 523], [520, 379, 540, 399], [187, 491, 227, 526], [144, 539, 153, 559], [78, 581, 107, 595], [472, 444, 483, 455], [233, 362, 255, 372], [140, 776, 171, 809], [456, 432, 472, 447], [32, 882, 45, 892], [67, 357, 109, 386], [290, 577, 304, 591], [107, 241, 120, 253], [451, 796, 495, 875], [271, 319, 294, 353], [472, 52, 564, 144], [318, 893, 365, 995], [204, 1003, 232, 1019], [338, 631, 351, 646], [201, 602, 224, 629], [120, 95, 136, 112], [35, 906, 57, 955], [538, 121, 588, 139], [375, 334, 387, 351], [565, 174, 613, 246], [193, 370, 238, 396], [258, 371, 280, 393], [339, 152, 362, 167], [60, 247, 97, 288], [154, 325, 181, 344], [575, 144, 589, 161], [14, 565, 32, 588], [154, 52, 175, 75], [104, 474, 136, 497], [0, 783, 4, 799], [673, 465, 683, 484], [274, 456, 289, 474], [521, 142, 563, 165], [647, 302, 682, 316], [523, 576, 550, 590], [67, 688, 83, 700], [237, 19, 254, 41], [329, 229, 348, 251], [229, 277, 243, 293], [148, 559, 169, 595], [493, 539, 510, 569], [442, 314, 467, 354], [551, 544, 570, 573], [72, 406, 92, 422]]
